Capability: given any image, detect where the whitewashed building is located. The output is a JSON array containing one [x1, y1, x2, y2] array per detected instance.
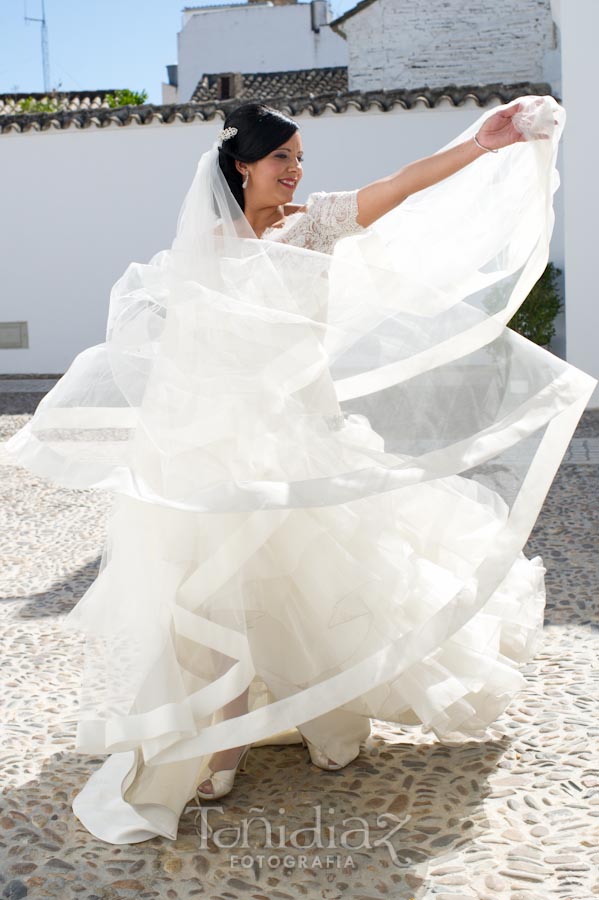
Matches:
[[0, 0, 596, 405], [163, 0, 346, 104], [331, 0, 560, 94]]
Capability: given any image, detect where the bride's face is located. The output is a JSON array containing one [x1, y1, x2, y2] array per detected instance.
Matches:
[[240, 131, 304, 204]]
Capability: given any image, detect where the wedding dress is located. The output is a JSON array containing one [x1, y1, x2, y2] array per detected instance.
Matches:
[[5, 96, 596, 844]]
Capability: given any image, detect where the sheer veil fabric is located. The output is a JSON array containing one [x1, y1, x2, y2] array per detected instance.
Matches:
[[6, 95, 596, 843]]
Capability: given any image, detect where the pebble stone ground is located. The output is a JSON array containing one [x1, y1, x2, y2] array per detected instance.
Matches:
[[1, 377, 598, 900]]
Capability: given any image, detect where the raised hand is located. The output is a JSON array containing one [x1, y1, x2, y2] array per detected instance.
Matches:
[[475, 98, 555, 151]]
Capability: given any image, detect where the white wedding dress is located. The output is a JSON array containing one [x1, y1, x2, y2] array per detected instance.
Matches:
[[6, 97, 597, 844]]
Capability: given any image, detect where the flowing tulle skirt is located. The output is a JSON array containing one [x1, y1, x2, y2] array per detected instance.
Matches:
[[5, 96, 597, 843], [64, 421, 547, 843]]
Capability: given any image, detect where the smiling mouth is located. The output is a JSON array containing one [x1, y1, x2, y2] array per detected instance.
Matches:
[[279, 180, 297, 189]]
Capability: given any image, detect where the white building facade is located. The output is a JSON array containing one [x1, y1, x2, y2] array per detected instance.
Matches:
[[556, 0, 599, 404], [331, 0, 560, 94], [166, 0, 346, 104]]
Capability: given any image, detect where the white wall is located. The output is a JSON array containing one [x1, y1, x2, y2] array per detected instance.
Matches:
[[340, 0, 557, 93], [559, 0, 599, 406], [0, 123, 208, 374], [0, 101, 565, 375], [177, 3, 347, 103]]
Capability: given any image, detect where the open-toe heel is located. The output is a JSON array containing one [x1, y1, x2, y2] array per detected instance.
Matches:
[[196, 744, 252, 800]]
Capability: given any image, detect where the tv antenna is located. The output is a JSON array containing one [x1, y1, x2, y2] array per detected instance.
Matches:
[[24, 0, 51, 93]]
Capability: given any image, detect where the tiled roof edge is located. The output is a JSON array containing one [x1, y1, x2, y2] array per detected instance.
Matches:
[[190, 65, 348, 103], [0, 89, 120, 102], [196, 64, 347, 81], [0, 82, 557, 135]]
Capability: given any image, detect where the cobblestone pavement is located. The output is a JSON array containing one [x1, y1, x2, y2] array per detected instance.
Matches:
[[1, 380, 598, 900]]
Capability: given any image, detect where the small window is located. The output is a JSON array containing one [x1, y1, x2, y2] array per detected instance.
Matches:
[[0, 321, 28, 349]]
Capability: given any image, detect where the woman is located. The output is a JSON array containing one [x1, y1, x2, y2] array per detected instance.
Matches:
[[6, 97, 596, 844]]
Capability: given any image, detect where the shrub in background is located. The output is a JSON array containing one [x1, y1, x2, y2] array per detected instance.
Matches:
[[509, 261, 563, 347], [104, 89, 148, 108], [15, 89, 148, 114]]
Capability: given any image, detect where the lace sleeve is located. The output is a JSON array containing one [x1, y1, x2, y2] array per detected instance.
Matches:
[[265, 189, 366, 254], [304, 190, 365, 248]]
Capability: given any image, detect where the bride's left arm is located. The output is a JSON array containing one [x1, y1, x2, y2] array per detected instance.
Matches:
[[355, 102, 530, 228]]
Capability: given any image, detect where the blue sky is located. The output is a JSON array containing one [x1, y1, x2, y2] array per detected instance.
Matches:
[[0, 0, 356, 104]]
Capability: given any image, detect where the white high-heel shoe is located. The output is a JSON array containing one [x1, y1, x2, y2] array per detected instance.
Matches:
[[301, 735, 359, 771], [196, 744, 252, 800]]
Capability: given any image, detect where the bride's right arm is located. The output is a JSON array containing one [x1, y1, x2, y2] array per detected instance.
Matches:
[[354, 102, 532, 228], [355, 138, 489, 228]]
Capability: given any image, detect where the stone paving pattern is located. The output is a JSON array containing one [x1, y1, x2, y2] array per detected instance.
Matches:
[[1, 381, 598, 899]]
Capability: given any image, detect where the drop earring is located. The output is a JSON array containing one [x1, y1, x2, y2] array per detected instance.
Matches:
[[242, 170, 249, 190]]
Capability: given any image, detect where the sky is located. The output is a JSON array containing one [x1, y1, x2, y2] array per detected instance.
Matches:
[[0, 0, 357, 104]]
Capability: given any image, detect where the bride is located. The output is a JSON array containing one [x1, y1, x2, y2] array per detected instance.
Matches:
[[195, 99, 545, 795], [6, 97, 596, 844]]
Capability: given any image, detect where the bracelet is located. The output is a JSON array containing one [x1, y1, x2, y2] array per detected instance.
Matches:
[[473, 133, 499, 154]]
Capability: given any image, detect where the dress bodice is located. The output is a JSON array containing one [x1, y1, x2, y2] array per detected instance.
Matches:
[[261, 189, 366, 254]]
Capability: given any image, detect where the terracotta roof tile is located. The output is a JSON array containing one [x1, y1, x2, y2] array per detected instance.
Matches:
[[0, 81, 556, 135], [0, 90, 121, 117], [190, 67, 349, 102]]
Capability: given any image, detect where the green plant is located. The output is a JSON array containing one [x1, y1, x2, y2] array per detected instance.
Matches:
[[104, 89, 148, 108], [508, 261, 563, 346], [18, 95, 62, 113]]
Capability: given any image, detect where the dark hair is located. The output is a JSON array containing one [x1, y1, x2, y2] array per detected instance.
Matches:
[[218, 102, 299, 212]]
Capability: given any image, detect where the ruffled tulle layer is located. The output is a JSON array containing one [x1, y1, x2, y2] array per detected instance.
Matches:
[[66, 485, 547, 745], [64, 453, 546, 842], [5, 96, 596, 843]]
